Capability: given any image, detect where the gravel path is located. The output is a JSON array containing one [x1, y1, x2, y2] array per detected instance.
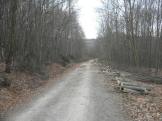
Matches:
[[6, 60, 129, 121]]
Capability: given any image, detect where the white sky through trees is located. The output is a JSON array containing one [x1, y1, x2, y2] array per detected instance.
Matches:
[[77, 0, 102, 39]]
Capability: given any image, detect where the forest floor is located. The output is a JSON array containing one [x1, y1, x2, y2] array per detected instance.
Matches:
[[0, 62, 80, 119], [99, 60, 162, 121], [1, 60, 162, 121]]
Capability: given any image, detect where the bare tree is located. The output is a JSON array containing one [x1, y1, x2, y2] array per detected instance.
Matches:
[[97, 0, 162, 71], [0, 0, 85, 73]]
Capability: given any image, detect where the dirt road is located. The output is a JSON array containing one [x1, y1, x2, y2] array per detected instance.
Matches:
[[6, 61, 129, 121]]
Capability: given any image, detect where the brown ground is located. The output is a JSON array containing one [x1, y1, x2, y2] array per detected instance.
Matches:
[[119, 68, 162, 121], [99, 61, 162, 121], [122, 84, 162, 121], [108, 76, 162, 121], [0, 63, 79, 115]]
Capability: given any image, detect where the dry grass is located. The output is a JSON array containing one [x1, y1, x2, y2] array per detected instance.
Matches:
[[0, 63, 74, 114], [47, 63, 65, 78]]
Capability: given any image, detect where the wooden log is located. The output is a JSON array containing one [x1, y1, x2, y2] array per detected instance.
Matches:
[[121, 82, 138, 87], [115, 77, 130, 86], [120, 85, 149, 94], [120, 82, 139, 90], [122, 88, 141, 94], [121, 82, 151, 91]]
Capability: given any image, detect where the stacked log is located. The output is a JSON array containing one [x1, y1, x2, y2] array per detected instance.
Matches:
[[115, 76, 151, 94]]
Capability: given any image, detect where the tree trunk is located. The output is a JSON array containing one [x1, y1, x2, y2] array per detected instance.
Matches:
[[5, 0, 17, 73]]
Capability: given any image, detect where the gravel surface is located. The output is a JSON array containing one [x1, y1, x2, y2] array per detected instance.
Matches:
[[6, 60, 129, 121]]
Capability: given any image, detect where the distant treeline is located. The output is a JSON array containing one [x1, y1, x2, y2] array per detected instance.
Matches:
[[97, 0, 162, 71], [0, 0, 85, 73]]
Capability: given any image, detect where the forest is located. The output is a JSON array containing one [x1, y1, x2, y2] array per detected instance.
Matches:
[[97, 0, 162, 72], [0, 0, 85, 73], [0, 0, 162, 121]]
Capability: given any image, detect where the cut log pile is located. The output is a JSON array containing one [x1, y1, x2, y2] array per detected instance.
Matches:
[[98, 62, 152, 94], [114, 74, 151, 94], [99, 62, 162, 120]]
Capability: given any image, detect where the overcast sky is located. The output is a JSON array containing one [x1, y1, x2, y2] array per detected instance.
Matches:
[[77, 0, 102, 39]]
